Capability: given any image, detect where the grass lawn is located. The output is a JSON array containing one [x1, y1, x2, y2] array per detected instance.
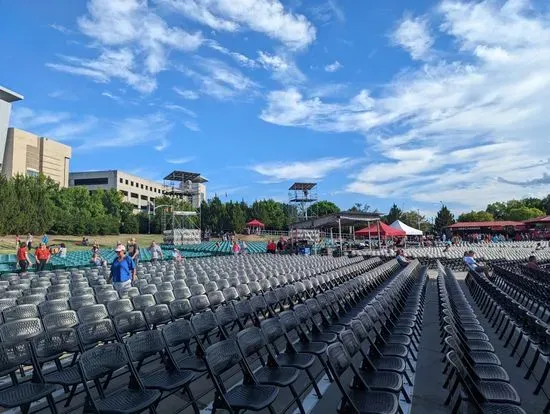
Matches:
[[0, 234, 163, 254]]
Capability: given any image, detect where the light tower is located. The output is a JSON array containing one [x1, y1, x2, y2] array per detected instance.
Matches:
[[288, 182, 318, 223]]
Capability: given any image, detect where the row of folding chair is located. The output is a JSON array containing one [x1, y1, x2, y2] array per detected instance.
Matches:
[[0, 257, 398, 413], [323, 259, 428, 414], [437, 262, 525, 413], [465, 267, 550, 412]]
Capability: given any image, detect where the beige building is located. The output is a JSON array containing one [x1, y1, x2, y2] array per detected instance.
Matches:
[[69, 170, 169, 212], [2, 127, 72, 187]]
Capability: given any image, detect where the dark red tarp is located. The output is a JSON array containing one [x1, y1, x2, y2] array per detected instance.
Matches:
[[246, 219, 265, 228], [355, 222, 406, 237]]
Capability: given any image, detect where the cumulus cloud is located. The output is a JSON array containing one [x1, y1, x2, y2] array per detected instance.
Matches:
[[156, 0, 316, 50], [260, 0, 550, 209], [391, 15, 433, 60], [47, 0, 203, 93]]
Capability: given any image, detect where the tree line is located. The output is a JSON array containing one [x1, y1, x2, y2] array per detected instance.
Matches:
[[1, 175, 548, 236]]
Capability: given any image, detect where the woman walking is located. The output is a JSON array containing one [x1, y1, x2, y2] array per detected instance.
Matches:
[[110, 244, 135, 295], [17, 242, 32, 273], [35, 242, 51, 272]]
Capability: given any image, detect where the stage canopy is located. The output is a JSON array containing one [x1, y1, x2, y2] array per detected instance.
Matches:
[[356, 222, 406, 238], [391, 220, 423, 236], [246, 219, 265, 228]]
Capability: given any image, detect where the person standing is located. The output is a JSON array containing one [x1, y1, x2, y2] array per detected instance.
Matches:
[[34, 242, 51, 272], [41, 234, 49, 245], [57, 243, 67, 258], [240, 239, 248, 255], [110, 245, 135, 294], [27, 233, 33, 250], [126, 237, 140, 266], [149, 241, 163, 263], [15, 235, 20, 248], [232, 241, 240, 256], [17, 242, 32, 273]]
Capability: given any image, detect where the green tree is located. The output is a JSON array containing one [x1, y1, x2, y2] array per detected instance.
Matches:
[[486, 202, 507, 220], [384, 203, 402, 224], [307, 201, 340, 217], [400, 210, 432, 232], [435, 205, 455, 232], [458, 210, 494, 222], [231, 204, 246, 233], [506, 206, 545, 221]]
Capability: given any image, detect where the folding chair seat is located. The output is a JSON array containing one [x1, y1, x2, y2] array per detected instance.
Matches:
[[132, 294, 155, 311], [174, 287, 191, 300], [43, 310, 79, 331], [171, 280, 187, 290], [97, 290, 120, 305], [140, 284, 158, 295], [157, 282, 173, 292], [144, 304, 172, 328], [326, 342, 400, 414], [365, 306, 418, 354], [204, 281, 218, 293], [69, 294, 96, 311], [248, 281, 261, 295], [444, 337, 501, 367], [207, 290, 225, 308], [125, 330, 200, 414], [249, 294, 271, 320], [259, 279, 271, 292], [237, 284, 251, 298], [190, 284, 206, 297], [93, 285, 114, 295], [169, 299, 192, 319], [443, 325, 494, 352], [78, 343, 161, 413], [77, 304, 108, 324], [38, 299, 69, 317], [237, 327, 306, 414], [190, 294, 210, 313], [162, 319, 207, 372], [217, 279, 230, 290], [0, 340, 58, 413]]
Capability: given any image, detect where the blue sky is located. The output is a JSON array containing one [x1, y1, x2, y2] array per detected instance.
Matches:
[[2, 0, 550, 219]]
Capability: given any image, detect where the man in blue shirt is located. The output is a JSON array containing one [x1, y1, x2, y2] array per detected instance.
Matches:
[[464, 250, 491, 278], [110, 244, 135, 294]]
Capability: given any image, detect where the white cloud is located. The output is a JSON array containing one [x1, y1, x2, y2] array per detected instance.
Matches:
[[173, 87, 199, 100], [47, 0, 203, 93], [250, 157, 350, 182], [324, 60, 343, 72], [260, 0, 550, 209], [164, 104, 197, 118], [206, 39, 257, 68], [48, 90, 78, 100], [183, 120, 200, 132], [101, 91, 124, 103], [257, 51, 306, 84], [166, 156, 195, 164], [50, 24, 73, 34], [391, 15, 433, 60], [179, 57, 259, 100], [156, 0, 316, 50]]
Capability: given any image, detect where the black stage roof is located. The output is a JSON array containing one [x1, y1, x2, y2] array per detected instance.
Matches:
[[290, 211, 382, 230], [289, 182, 316, 191], [164, 171, 208, 183]]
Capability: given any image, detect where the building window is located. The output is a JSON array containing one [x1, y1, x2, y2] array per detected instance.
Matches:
[[125, 179, 128, 185], [131, 192, 138, 198], [73, 177, 108, 186], [131, 181, 134, 186], [119, 178, 123, 184], [141, 184, 144, 189], [26, 169, 39, 177], [122, 190, 128, 196]]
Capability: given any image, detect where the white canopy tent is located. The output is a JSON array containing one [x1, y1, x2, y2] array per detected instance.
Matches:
[[391, 220, 423, 236]]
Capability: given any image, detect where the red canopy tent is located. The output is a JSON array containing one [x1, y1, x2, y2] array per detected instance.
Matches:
[[355, 222, 406, 238], [246, 219, 265, 228]]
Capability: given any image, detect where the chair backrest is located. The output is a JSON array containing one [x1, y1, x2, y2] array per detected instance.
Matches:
[[326, 342, 351, 377], [77, 304, 108, 324], [114, 311, 148, 336], [349, 319, 369, 343], [0, 318, 43, 342], [17, 294, 45, 306], [236, 326, 266, 358], [125, 329, 166, 362], [0, 341, 34, 378], [215, 303, 238, 327], [77, 319, 117, 349], [143, 304, 172, 327], [278, 310, 299, 333], [32, 328, 79, 361], [69, 294, 96, 311], [132, 294, 156, 311], [43, 310, 79, 331], [154, 290, 175, 305], [260, 317, 284, 343], [293, 304, 311, 325], [190, 295, 210, 313], [107, 299, 134, 317], [207, 291, 225, 307], [191, 310, 218, 337], [234, 300, 253, 320], [162, 318, 195, 347], [174, 287, 191, 300], [3, 304, 39, 322], [205, 339, 242, 377], [39, 299, 70, 316], [79, 342, 128, 380], [338, 330, 360, 358]]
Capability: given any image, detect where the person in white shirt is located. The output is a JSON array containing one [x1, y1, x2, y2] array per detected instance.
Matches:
[[463, 251, 491, 278], [396, 249, 410, 267]]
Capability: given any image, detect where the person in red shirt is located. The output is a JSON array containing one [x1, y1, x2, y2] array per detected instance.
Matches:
[[267, 240, 277, 254], [16, 242, 32, 273], [34, 242, 51, 272]]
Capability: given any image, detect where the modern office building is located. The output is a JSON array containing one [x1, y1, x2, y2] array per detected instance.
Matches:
[[69, 170, 168, 212], [2, 128, 72, 187]]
